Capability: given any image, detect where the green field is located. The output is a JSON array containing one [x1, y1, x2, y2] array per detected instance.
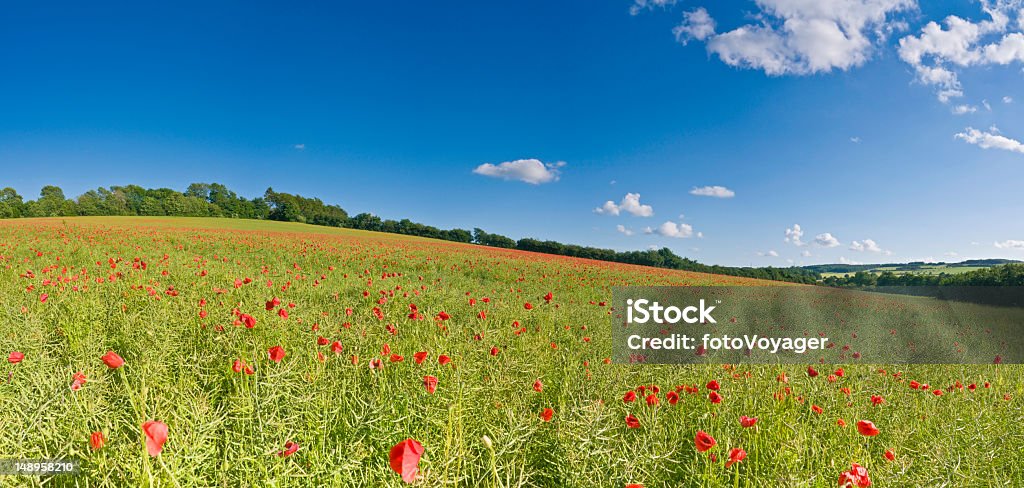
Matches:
[[1, 217, 1021, 487]]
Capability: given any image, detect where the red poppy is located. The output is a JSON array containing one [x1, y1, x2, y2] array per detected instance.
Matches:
[[540, 407, 554, 422], [666, 391, 679, 405], [533, 379, 543, 392], [232, 359, 244, 373], [438, 355, 452, 365], [423, 375, 438, 394], [240, 313, 256, 328], [909, 380, 920, 389], [490, 346, 499, 356], [856, 420, 879, 437], [543, 292, 553, 302], [645, 393, 659, 406], [524, 302, 533, 310], [268, 345, 286, 363], [142, 420, 168, 457], [389, 438, 424, 483], [277, 441, 300, 458], [807, 366, 819, 377], [625, 414, 641, 428], [623, 391, 637, 403], [739, 415, 758, 428], [7, 351, 24, 364], [884, 449, 895, 461], [40, 293, 49, 303], [708, 391, 722, 404], [101, 351, 125, 369], [838, 462, 871, 488], [870, 395, 884, 406], [812, 404, 823, 414], [71, 371, 88, 391], [330, 341, 344, 354], [694, 430, 716, 452], [706, 380, 720, 391], [725, 448, 746, 468], [90, 431, 105, 450], [837, 418, 847, 427], [414, 351, 429, 364]]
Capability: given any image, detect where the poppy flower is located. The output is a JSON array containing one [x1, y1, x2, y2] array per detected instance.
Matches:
[[71, 371, 88, 391], [807, 366, 819, 377], [413, 351, 428, 364], [739, 416, 758, 428], [623, 391, 637, 403], [268, 345, 286, 363], [909, 380, 920, 389], [812, 404, 823, 414], [708, 391, 722, 404], [438, 355, 452, 366], [706, 380, 720, 391], [838, 462, 871, 488], [101, 351, 125, 369], [142, 420, 168, 457], [7, 351, 24, 364], [725, 448, 746, 468], [543, 292, 553, 302], [870, 395, 884, 406], [524, 302, 533, 310], [232, 359, 244, 373], [540, 407, 554, 422], [390, 354, 404, 362], [490, 346, 499, 356], [645, 394, 659, 406], [666, 391, 680, 405], [884, 449, 895, 461], [277, 441, 300, 458], [856, 420, 879, 437], [330, 341, 344, 355], [40, 293, 49, 303], [90, 431, 105, 450], [533, 379, 543, 392], [694, 430, 716, 452], [240, 314, 256, 328], [423, 375, 438, 394], [389, 438, 424, 483], [837, 418, 847, 427], [625, 414, 641, 428]]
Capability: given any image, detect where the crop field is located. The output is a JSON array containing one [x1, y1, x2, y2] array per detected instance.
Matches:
[[1, 217, 1021, 487]]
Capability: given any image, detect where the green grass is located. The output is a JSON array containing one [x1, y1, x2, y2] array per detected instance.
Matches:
[[0, 217, 1021, 487]]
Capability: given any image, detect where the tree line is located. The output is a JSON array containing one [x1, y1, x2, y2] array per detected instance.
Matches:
[[0, 183, 822, 283]]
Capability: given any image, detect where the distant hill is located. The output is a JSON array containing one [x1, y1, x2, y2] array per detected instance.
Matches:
[[804, 259, 1022, 277]]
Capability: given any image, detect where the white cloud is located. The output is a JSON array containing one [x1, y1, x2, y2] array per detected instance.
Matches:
[[944, 251, 960, 257], [955, 126, 1024, 153], [995, 239, 1024, 249], [674, 8, 717, 44], [784, 224, 805, 246], [952, 104, 978, 114], [473, 159, 563, 184], [594, 193, 654, 217], [616, 225, 635, 236], [814, 232, 841, 247], [898, 1, 1024, 101], [838, 256, 864, 265], [293, 144, 305, 150], [757, 250, 780, 257], [1005, 96, 1014, 103], [983, 99, 992, 110], [655, 221, 694, 238], [850, 136, 862, 143], [689, 185, 736, 198], [630, 0, 677, 15], [849, 238, 892, 254], [675, 0, 915, 76], [801, 250, 813, 257]]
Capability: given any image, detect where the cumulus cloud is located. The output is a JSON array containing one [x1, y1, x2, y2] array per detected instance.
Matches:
[[784, 224, 805, 246], [672, 0, 915, 76], [815, 232, 841, 247], [801, 250, 813, 257], [594, 193, 655, 217], [955, 126, 1024, 153], [630, 0, 677, 15], [689, 185, 735, 198], [952, 104, 978, 114], [995, 239, 1024, 249], [616, 224, 635, 236], [1005, 96, 1014, 103], [897, 1, 1024, 101], [757, 250, 780, 257], [473, 159, 564, 184], [653, 221, 694, 238], [849, 238, 892, 254], [674, 8, 717, 44]]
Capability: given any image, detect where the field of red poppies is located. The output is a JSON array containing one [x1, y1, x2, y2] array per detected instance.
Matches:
[[1, 217, 1021, 487]]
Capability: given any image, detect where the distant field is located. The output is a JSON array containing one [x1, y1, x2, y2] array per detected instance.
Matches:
[[821, 264, 989, 278], [1, 217, 1020, 487]]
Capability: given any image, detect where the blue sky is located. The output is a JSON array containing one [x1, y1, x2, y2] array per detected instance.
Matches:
[[1, 0, 1022, 266]]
